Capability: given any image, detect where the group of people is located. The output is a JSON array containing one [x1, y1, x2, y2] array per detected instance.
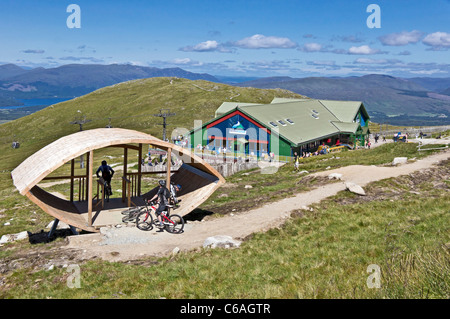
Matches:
[[373, 133, 386, 143], [96, 160, 182, 229]]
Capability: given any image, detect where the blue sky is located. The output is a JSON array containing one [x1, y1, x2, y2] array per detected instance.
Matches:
[[1, 0, 449, 77]]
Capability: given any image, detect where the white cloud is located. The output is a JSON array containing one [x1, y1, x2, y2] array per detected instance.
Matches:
[[299, 42, 324, 52], [354, 58, 388, 64], [378, 30, 423, 46], [180, 40, 232, 53], [354, 58, 402, 65], [348, 45, 384, 55], [193, 40, 219, 51], [422, 32, 450, 50], [172, 58, 203, 66], [232, 34, 297, 49], [410, 69, 447, 75], [22, 49, 45, 54], [59, 56, 104, 63], [308, 60, 336, 66]]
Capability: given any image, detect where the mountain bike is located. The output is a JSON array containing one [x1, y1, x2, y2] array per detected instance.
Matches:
[[135, 199, 184, 234], [121, 205, 146, 223]]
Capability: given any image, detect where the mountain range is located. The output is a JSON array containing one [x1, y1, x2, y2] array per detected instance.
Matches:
[[0, 63, 218, 106], [237, 74, 450, 126], [1, 63, 450, 125]]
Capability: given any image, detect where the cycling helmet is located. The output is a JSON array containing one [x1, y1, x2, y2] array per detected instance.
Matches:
[[176, 184, 182, 191], [159, 180, 166, 187]]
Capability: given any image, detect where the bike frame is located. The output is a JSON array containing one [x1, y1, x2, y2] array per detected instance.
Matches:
[[143, 200, 175, 226]]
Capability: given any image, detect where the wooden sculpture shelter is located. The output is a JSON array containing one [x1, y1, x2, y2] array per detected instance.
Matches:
[[11, 128, 225, 232]]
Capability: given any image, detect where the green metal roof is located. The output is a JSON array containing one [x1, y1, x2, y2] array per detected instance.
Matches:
[[330, 121, 360, 133], [240, 100, 342, 145], [318, 100, 369, 122], [215, 102, 261, 118], [270, 97, 310, 104]]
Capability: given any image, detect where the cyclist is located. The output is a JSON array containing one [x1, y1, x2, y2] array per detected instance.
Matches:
[[96, 160, 115, 199], [170, 183, 182, 206], [149, 180, 171, 229]]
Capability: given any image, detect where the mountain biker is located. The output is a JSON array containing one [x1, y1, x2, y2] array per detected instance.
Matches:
[[170, 183, 182, 206], [96, 160, 115, 197], [149, 180, 171, 229]]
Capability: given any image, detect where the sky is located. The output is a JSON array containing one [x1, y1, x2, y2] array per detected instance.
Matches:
[[1, 0, 449, 78]]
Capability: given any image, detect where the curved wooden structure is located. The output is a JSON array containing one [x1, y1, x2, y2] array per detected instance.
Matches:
[[11, 128, 225, 232]]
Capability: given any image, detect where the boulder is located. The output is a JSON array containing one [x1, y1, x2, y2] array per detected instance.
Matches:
[[345, 182, 366, 196], [203, 235, 242, 249], [328, 173, 343, 180], [0, 231, 29, 244], [392, 157, 408, 165]]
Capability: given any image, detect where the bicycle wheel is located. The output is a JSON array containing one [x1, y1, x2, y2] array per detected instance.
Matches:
[[121, 206, 139, 215], [164, 214, 184, 234], [136, 211, 153, 231], [122, 207, 144, 223]]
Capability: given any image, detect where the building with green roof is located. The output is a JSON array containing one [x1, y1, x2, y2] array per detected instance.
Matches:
[[189, 98, 370, 158]]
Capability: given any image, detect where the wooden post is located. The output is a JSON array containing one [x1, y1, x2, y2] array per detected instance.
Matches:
[[122, 147, 128, 202], [138, 143, 142, 196], [87, 150, 94, 227], [70, 159, 74, 202], [127, 179, 131, 207], [85, 152, 90, 201], [166, 148, 171, 188]]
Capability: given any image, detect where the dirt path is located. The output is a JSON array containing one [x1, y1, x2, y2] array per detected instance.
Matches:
[[64, 150, 450, 262]]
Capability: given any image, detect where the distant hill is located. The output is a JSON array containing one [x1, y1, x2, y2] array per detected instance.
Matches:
[[0, 64, 30, 80], [439, 87, 450, 96], [407, 77, 450, 93], [238, 74, 450, 125], [0, 63, 219, 104]]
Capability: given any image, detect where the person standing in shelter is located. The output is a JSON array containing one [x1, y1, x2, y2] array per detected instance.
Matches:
[[96, 160, 115, 198]]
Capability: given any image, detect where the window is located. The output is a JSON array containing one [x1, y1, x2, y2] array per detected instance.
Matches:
[[286, 118, 294, 124], [311, 114, 319, 119], [312, 109, 319, 114], [269, 121, 278, 127], [277, 120, 287, 126]]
